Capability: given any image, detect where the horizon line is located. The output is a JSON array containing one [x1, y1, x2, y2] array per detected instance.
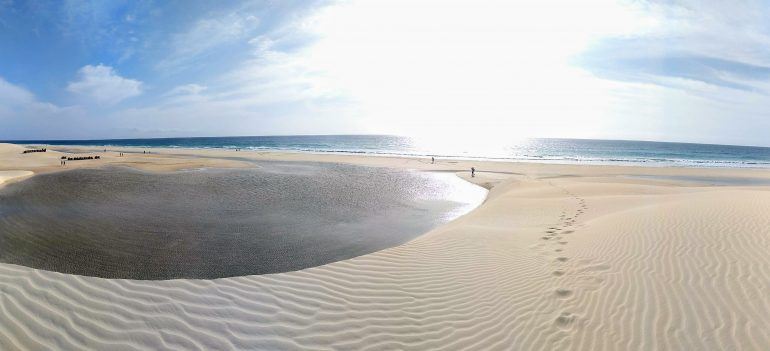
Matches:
[[2, 134, 770, 150]]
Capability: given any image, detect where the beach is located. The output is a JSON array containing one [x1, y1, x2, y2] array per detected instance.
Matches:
[[1, 142, 770, 350]]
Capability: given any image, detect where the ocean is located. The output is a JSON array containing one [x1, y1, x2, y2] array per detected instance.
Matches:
[[5, 135, 770, 168]]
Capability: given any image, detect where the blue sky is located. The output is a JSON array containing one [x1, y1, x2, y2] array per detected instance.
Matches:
[[2, 0, 770, 146]]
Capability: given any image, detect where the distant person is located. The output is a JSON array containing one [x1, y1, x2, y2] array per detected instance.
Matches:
[[471, 167, 475, 177], [431, 156, 435, 164]]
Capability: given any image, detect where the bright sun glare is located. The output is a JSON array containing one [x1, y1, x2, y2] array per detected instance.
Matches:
[[298, 0, 655, 139]]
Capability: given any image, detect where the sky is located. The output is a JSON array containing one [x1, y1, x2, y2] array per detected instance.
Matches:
[[1, 0, 770, 146]]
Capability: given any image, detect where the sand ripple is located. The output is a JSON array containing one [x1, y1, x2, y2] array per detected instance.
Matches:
[[2, 177, 770, 350]]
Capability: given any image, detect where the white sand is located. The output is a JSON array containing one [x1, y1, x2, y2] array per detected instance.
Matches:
[[0, 170, 33, 186], [1, 143, 769, 350]]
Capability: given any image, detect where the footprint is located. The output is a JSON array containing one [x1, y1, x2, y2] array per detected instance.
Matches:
[[562, 230, 574, 234], [555, 312, 576, 328], [558, 241, 568, 245], [556, 257, 569, 262], [541, 236, 551, 240], [555, 288, 573, 298], [552, 270, 565, 276], [554, 248, 563, 252]]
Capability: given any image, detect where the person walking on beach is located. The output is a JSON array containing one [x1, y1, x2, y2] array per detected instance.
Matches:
[[471, 167, 475, 177], [431, 156, 435, 164]]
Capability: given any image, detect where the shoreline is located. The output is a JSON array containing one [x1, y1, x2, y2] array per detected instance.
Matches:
[[9, 140, 770, 168], [8, 142, 770, 176], [1, 142, 770, 349]]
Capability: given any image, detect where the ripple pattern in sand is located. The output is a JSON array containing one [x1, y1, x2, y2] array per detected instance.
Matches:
[[2, 181, 770, 350]]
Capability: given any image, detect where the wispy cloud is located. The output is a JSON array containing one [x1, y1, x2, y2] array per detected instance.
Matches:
[[164, 83, 207, 97], [66, 65, 143, 104], [576, 1, 770, 94], [157, 11, 260, 71], [578, 52, 770, 93]]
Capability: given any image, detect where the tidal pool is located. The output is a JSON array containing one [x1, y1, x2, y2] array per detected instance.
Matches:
[[0, 162, 485, 279]]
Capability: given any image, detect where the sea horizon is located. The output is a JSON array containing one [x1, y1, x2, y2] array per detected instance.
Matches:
[[4, 135, 770, 168]]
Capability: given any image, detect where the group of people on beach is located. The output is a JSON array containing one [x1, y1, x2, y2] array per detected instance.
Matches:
[[22, 148, 46, 154], [60, 155, 100, 166], [66, 155, 100, 161]]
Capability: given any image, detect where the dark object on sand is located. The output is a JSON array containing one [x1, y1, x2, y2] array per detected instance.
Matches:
[[22, 148, 46, 154], [67, 156, 100, 161]]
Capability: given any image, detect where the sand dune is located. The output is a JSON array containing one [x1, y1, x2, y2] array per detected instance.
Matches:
[[1, 144, 770, 350], [0, 170, 33, 187]]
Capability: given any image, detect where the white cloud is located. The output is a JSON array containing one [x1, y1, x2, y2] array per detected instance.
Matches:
[[141, 0, 652, 140], [67, 64, 143, 104], [224, 0, 653, 139], [0, 76, 88, 139], [0, 76, 66, 114], [197, 0, 770, 145], [0, 77, 36, 106]]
